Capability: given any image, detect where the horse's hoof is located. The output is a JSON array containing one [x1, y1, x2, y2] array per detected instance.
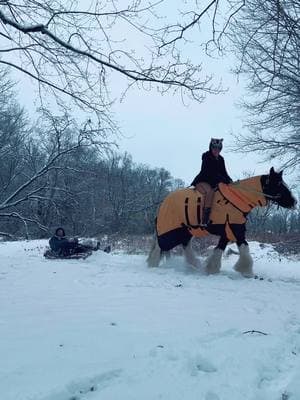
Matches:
[[206, 270, 221, 275], [205, 264, 221, 275], [234, 267, 254, 278], [242, 272, 254, 278]]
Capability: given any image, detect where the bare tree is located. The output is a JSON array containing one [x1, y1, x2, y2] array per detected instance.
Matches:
[[0, 100, 107, 237], [230, 0, 300, 171], [99, 152, 173, 233], [0, 0, 247, 119], [0, 71, 184, 238]]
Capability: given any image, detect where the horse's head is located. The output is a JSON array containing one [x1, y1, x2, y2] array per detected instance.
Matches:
[[262, 167, 297, 209]]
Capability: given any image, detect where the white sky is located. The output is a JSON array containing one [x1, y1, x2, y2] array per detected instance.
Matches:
[[112, 67, 270, 185], [13, 54, 273, 186], [4, 0, 281, 185]]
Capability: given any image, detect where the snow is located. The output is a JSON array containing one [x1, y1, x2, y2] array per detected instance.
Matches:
[[1, 240, 300, 400]]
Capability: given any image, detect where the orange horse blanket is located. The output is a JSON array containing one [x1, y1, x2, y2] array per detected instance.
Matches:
[[156, 176, 266, 242]]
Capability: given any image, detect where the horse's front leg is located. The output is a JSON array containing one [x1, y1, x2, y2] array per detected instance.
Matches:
[[205, 235, 228, 274], [231, 224, 254, 278]]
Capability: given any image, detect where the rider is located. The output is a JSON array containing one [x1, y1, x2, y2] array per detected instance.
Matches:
[[191, 138, 232, 226]]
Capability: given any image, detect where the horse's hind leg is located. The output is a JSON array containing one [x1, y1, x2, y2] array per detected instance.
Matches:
[[147, 235, 162, 268], [231, 225, 254, 277], [183, 238, 201, 269], [163, 250, 171, 262], [205, 235, 228, 275]]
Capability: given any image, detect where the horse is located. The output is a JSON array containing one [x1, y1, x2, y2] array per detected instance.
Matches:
[[147, 167, 296, 277]]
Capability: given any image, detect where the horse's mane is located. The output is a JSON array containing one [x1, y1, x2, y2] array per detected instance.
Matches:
[[218, 175, 266, 213], [231, 175, 262, 186]]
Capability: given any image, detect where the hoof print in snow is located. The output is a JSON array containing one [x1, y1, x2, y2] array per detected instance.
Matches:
[[205, 392, 220, 400], [110, 322, 117, 326], [196, 362, 217, 373], [157, 345, 164, 348], [282, 392, 290, 400], [79, 386, 95, 394], [190, 355, 217, 375], [45, 370, 122, 400]]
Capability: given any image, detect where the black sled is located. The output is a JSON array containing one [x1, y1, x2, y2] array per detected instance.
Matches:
[[43, 248, 93, 260]]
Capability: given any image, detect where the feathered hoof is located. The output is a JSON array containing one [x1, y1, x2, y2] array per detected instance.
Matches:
[[205, 265, 221, 275], [147, 256, 160, 268], [233, 244, 254, 278], [204, 248, 222, 275], [147, 237, 161, 268], [234, 264, 254, 278]]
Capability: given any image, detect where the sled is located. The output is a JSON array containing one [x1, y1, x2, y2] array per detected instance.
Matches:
[[43, 248, 93, 260]]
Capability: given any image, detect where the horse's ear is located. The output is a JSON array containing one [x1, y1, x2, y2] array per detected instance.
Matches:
[[269, 167, 275, 175], [279, 170, 284, 178]]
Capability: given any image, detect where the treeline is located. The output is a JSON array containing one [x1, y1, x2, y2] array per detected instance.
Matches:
[[0, 71, 298, 240], [0, 71, 184, 239], [247, 206, 300, 236]]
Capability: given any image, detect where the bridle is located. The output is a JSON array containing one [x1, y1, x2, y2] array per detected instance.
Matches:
[[261, 176, 283, 201]]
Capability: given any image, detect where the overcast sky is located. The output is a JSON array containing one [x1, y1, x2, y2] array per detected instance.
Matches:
[[112, 66, 271, 185], [13, 58, 273, 186], [5, 0, 280, 186]]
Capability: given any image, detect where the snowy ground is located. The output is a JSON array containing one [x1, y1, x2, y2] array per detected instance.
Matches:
[[1, 240, 300, 400]]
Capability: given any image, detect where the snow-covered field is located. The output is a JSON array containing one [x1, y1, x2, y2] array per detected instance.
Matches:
[[1, 240, 300, 400]]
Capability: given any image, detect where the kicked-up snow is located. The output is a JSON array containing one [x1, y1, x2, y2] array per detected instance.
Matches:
[[1, 240, 300, 400]]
